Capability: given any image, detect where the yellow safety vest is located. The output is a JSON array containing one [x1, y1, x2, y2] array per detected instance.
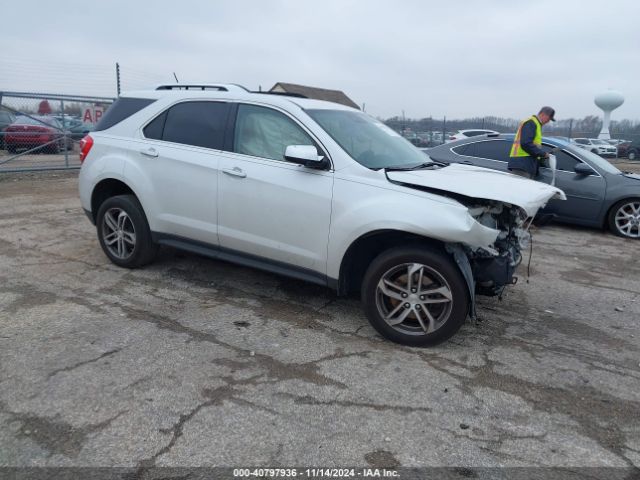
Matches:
[[510, 115, 542, 157]]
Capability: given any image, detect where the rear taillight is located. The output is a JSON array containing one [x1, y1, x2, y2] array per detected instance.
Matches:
[[79, 135, 94, 163]]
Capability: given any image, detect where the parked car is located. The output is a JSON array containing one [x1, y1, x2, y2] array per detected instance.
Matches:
[[617, 141, 632, 159], [0, 110, 17, 150], [447, 129, 500, 143], [78, 84, 563, 346], [4, 115, 69, 153], [425, 134, 640, 239], [606, 139, 628, 146], [58, 117, 95, 141], [571, 138, 617, 157], [623, 140, 640, 161]]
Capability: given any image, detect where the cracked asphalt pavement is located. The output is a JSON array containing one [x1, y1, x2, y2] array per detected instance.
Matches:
[[1, 172, 639, 469]]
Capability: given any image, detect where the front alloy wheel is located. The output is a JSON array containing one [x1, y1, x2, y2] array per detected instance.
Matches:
[[376, 263, 453, 336], [361, 246, 469, 346], [609, 199, 640, 239]]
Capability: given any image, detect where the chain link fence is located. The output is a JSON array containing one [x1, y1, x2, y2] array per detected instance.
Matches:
[[0, 92, 114, 172]]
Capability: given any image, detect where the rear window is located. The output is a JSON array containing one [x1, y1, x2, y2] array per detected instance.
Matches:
[[94, 97, 155, 131]]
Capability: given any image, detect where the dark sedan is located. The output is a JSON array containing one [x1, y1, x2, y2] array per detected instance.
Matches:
[[425, 134, 640, 239]]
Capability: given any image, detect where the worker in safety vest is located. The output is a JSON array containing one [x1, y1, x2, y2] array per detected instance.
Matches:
[[508, 106, 556, 179]]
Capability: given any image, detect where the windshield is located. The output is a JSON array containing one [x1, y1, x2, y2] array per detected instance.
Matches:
[[306, 109, 430, 169], [565, 145, 621, 174]]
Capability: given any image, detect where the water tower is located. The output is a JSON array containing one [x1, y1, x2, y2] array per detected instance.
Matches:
[[594, 90, 624, 139]]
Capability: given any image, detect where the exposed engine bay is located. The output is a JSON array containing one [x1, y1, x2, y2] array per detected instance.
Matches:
[[466, 201, 532, 296]]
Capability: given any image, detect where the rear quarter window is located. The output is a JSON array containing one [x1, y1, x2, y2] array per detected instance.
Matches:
[[94, 97, 156, 131]]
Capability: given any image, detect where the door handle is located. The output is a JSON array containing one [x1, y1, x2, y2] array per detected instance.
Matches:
[[222, 167, 247, 178], [140, 147, 158, 158]]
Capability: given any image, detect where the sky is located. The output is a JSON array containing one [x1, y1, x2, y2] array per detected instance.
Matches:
[[2, 0, 639, 121]]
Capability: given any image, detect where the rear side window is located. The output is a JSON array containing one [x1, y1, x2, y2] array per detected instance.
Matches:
[[143, 111, 167, 140], [451, 144, 471, 156], [470, 140, 511, 161], [158, 101, 230, 149], [94, 97, 155, 131]]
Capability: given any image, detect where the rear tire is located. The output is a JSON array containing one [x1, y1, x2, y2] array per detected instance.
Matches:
[[361, 246, 469, 346], [96, 194, 158, 268], [629, 149, 637, 161]]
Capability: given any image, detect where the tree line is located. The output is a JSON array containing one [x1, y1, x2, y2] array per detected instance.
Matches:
[[383, 115, 640, 139]]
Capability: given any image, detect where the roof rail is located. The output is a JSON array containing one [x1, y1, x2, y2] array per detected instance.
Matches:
[[252, 91, 308, 99], [155, 83, 249, 92]]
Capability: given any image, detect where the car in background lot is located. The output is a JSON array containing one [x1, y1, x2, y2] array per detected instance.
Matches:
[[446, 129, 499, 143], [571, 138, 617, 157], [4, 115, 69, 153], [616, 141, 632, 159], [0, 110, 17, 149], [425, 134, 640, 239], [623, 140, 640, 161], [78, 83, 564, 346], [58, 117, 95, 141], [606, 139, 628, 146]]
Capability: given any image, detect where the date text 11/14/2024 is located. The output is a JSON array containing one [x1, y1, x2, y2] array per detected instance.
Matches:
[[233, 468, 399, 478]]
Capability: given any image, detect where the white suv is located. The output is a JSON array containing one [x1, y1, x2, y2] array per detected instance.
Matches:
[[78, 83, 564, 346], [446, 129, 500, 143], [571, 138, 617, 157]]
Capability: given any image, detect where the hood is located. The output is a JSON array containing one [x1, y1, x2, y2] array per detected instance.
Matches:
[[387, 163, 566, 217]]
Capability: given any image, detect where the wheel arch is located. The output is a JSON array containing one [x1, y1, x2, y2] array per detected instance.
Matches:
[[336, 229, 449, 296], [90, 178, 138, 224]]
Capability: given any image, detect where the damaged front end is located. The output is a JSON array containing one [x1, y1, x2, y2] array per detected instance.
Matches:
[[445, 200, 534, 322], [465, 201, 531, 296]]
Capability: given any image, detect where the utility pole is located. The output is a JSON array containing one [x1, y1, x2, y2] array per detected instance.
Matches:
[[568, 119, 573, 140], [116, 63, 121, 97], [442, 116, 446, 145]]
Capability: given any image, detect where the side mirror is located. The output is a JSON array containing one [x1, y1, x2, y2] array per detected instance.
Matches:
[[574, 163, 593, 176], [284, 145, 327, 169]]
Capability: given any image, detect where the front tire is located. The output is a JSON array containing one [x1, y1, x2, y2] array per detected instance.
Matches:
[[361, 246, 469, 346], [96, 194, 158, 267], [608, 198, 640, 239]]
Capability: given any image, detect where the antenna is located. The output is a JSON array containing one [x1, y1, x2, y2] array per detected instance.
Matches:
[[173, 72, 179, 83]]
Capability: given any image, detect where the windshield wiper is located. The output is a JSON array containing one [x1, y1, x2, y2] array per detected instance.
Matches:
[[385, 161, 448, 172]]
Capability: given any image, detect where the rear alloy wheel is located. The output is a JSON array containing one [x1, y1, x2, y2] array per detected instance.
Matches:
[[608, 199, 640, 239], [96, 194, 158, 267], [361, 246, 469, 346], [629, 149, 637, 161]]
